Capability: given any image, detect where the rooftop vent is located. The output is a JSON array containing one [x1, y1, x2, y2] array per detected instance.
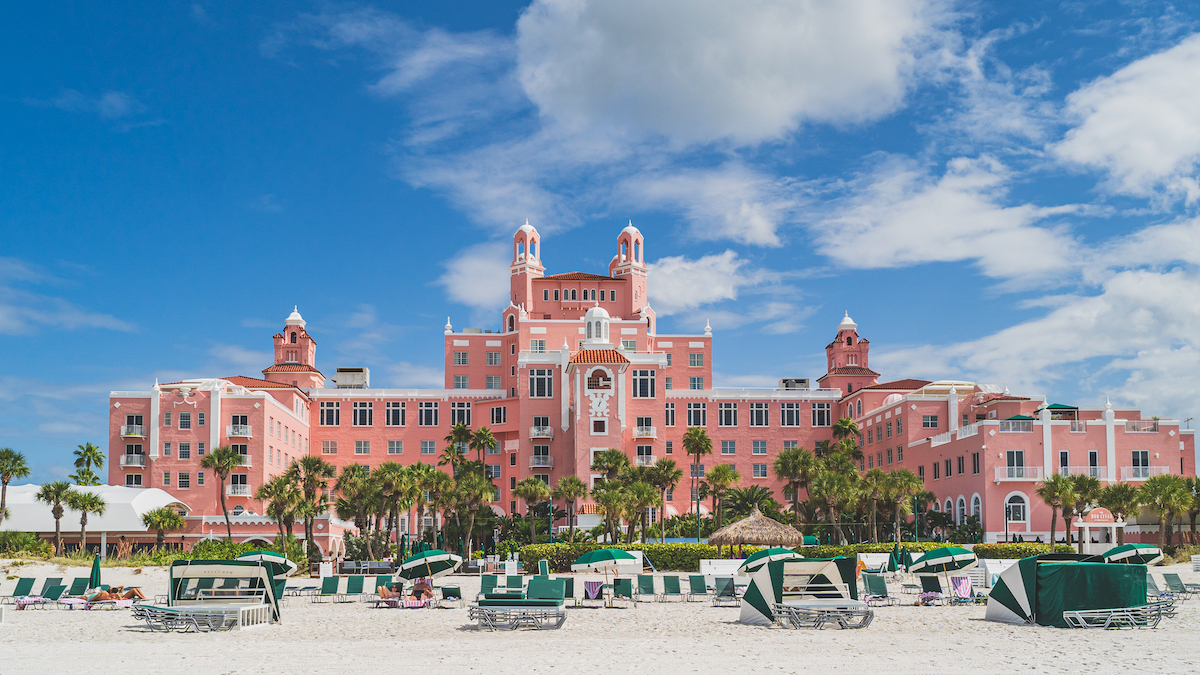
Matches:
[[778, 378, 810, 391], [331, 367, 370, 389]]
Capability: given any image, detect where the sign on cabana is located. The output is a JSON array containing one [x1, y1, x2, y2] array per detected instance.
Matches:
[[1082, 508, 1115, 524]]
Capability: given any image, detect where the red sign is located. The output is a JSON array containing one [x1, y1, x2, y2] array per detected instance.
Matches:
[[1083, 507, 1115, 524]]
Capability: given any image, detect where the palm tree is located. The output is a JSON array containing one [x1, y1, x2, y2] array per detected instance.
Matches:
[[1185, 477, 1200, 545], [73, 442, 105, 474], [288, 456, 337, 560], [682, 427, 712, 526], [862, 468, 888, 543], [725, 486, 776, 519], [591, 481, 626, 544], [773, 445, 814, 528], [884, 469, 923, 543], [623, 481, 660, 543], [1139, 474, 1192, 548], [438, 443, 467, 476], [513, 477, 551, 544], [423, 470, 455, 545], [1035, 473, 1075, 546], [68, 467, 101, 486], [552, 475, 589, 543], [832, 417, 860, 443], [457, 471, 497, 556], [442, 423, 473, 471], [374, 462, 411, 557], [35, 481, 74, 555], [1066, 474, 1102, 552], [0, 448, 31, 527], [470, 426, 497, 465], [1098, 482, 1140, 545], [256, 474, 302, 558], [201, 445, 245, 540], [809, 454, 859, 544], [649, 459, 683, 542], [407, 462, 438, 542], [705, 464, 740, 528], [66, 490, 107, 554], [141, 506, 186, 548], [590, 448, 631, 482]]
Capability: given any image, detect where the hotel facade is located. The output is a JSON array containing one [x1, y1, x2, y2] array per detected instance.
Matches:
[[107, 223, 1196, 552]]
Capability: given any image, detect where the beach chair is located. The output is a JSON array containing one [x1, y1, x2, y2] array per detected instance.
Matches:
[[555, 577, 579, 607], [66, 578, 89, 596], [1063, 601, 1170, 629], [949, 576, 984, 605], [38, 578, 63, 597], [370, 575, 393, 598], [660, 576, 684, 602], [711, 577, 739, 607], [636, 575, 657, 602], [861, 573, 898, 607], [1162, 573, 1199, 599], [344, 575, 365, 602], [29, 584, 67, 609], [470, 578, 567, 630], [311, 576, 341, 603], [581, 580, 605, 606], [538, 559, 550, 577], [2, 578, 35, 604], [611, 578, 637, 608], [505, 575, 525, 593], [687, 575, 709, 602], [478, 574, 498, 600], [439, 585, 465, 608], [918, 576, 946, 606]]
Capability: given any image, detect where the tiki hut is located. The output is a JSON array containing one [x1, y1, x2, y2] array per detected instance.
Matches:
[[707, 508, 804, 557]]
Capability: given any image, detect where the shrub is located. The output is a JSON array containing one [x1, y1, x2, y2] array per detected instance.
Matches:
[[801, 542, 946, 559], [520, 543, 761, 573], [971, 542, 1076, 559], [183, 539, 261, 560], [0, 531, 53, 557]]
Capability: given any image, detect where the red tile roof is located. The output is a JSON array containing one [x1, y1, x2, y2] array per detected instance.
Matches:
[[262, 363, 324, 375], [223, 375, 300, 390], [569, 349, 630, 364], [862, 379, 931, 391], [541, 272, 623, 281], [820, 366, 880, 377]]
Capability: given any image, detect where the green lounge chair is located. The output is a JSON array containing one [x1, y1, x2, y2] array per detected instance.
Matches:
[[477, 578, 565, 608], [538, 559, 550, 576], [374, 575, 394, 593], [660, 575, 684, 602], [471, 578, 568, 630], [31, 584, 67, 609], [39, 578, 63, 597], [611, 578, 637, 608], [555, 577, 578, 607], [711, 577, 739, 607], [345, 575, 365, 601], [862, 573, 898, 606], [919, 576, 946, 605], [311, 576, 341, 603], [478, 574, 498, 600], [2, 578, 35, 604], [687, 575, 708, 602], [1162, 573, 1198, 599], [66, 578, 89, 596], [505, 575, 524, 592], [440, 585, 465, 608], [636, 575, 657, 602]]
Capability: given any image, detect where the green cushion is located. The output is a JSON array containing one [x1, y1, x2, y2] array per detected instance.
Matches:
[[528, 577, 566, 601], [477, 598, 564, 608], [483, 592, 524, 600]]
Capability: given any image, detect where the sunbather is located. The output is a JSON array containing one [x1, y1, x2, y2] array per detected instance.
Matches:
[[410, 579, 434, 602], [86, 586, 144, 601], [377, 584, 403, 599]]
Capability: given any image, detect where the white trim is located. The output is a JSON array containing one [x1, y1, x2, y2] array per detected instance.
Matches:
[[1002, 490, 1030, 523]]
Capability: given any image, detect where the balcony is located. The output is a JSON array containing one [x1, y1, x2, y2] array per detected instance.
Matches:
[[633, 426, 657, 439], [995, 466, 1044, 481], [529, 426, 554, 439], [1059, 466, 1109, 480], [119, 454, 146, 467], [1126, 421, 1159, 433], [235, 454, 251, 468], [635, 455, 657, 467], [956, 423, 978, 440], [1121, 466, 1168, 481], [1070, 421, 1088, 433], [226, 484, 251, 497], [227, 425, 252, 438], [930, 431, 952, 447], [530, 456, 553, 469], [120, 425, 145, 437], [998, 420, 1033, 433]]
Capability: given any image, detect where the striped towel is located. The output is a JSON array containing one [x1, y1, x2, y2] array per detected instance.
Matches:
[[584, 581, 604, 600]]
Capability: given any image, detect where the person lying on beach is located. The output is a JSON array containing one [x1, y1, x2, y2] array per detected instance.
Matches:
[[410, 580, 434, 602], [377, 584, 403, 599], [86, 586, 145, 602]]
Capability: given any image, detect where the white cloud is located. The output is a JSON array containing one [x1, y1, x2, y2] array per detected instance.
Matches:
[[382, 361, 445, 389], [208, 344, 272, 372], [47, 89, 145, 119], [437, 242, 513, 316], [647, 251, 771, 315], [1054, 33, 1200, 203], [0, 286, 134, 335], [516, 0, 952, 146]]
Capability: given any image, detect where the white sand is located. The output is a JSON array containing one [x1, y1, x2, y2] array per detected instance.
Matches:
[[3, 559, 1200, 674]]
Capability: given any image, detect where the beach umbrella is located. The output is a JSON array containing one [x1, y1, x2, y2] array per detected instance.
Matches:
[[398, 549, 462, 580], [571, 548, 637, 573], [909, 545, 977, 592], [901, 547, 914, 571], [237, 550, 298, 579], [985, 556, 1038, 624], [888, 543, 900, 573], [739, 547, 804, 574], [88, 554, 102, 591], [1102, 543, 1163, 566]]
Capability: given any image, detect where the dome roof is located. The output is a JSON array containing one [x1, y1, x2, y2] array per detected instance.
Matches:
[[621, 220, 641, 237], [837, 311, 857, 331], [518, 218, 537, 235], [585, 304, 611, 320], [285, 305, 306, 327]]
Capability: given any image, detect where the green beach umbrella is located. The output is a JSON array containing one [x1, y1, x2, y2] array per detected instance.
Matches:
[[237, 550, 298, 579], [1102, 543, 1163, 565], [570, 548, 637, 573], [909, 546, 977, 574], [901, 547, 914, 571], [89, 554, 102, 591], [398, 549, 462, 580], [739, 547, 804, 574], [985, 555, 1039, 624]]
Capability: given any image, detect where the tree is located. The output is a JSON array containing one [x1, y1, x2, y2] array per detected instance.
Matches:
[[141, 506, 186, 548], [682, 428, 713, 527], [725, 486, 777, 519], [1097, 482, 1140, 545], [832, 417, 860, 443], [457, 471, 497, 556], [470, 426, 497, 465], [1066, 474, 1102, 552], [407, 462, 438, 542], [69, 467, 101, 486], [335, 463, 378, 558], [705, 464, 740, 528], [288, 456, 337, 560], [808, 454, 859, 544], [1186, 477, 1200, 545], [66, 489, 107, 554], [73, 442, 105, 474], [374, 462, 414, 558], [884, 469, 923, 543], [624, 481, 660, 543], [552, 475, 589, 543], [36, 481, 74, 555], [773, 445, 815, 528], [590, 448, 631, 482], [0, 448, 31, 527], [591, 481, 626, 544], [861, 468, 888, 543], [513, 477, 552, 544], [201, 445, 245, 540], [422, 470, 455, 545], [438, 441, 467, 475], [649, 459, 683, 542], [1035, 473, 1075, 546], [1139, 474, 1192, 548], [256, 473, 302, 558]]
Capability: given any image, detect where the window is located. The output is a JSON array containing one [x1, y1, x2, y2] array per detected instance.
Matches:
[[179, 443, 190, 460], [571, 289, 577, 301], [885, 422, 892, 438], [917, 465, 924, 480], [322, 440, 337, 455], [749, 402, 768, 426], [163, 412, 171, 426], [632, 370, 656, 398], [750, 463, 767, 478], [665, 353, 672, 367], [1132, 450, 1150, 478], [385, 401, 405, 426], [592, 419, 607, 434], [687, 403, 707, 427], [196, 472, 204, 486], [179, 412, 191, 429], [933, 462, 941, 479], [486, 465, 501, 479], [530, 339, 546, 354], [163, 442, 171, 457], [878, 451, 884, 466], [198, 412, 205, 426], [621, 340, 637, 351], [689, 353, 703, 367], [721, 440, 736, 455], [782, 441, 797, 452], [450, 401, 471, 425], [543, 289, 549, 301], [812, 403, 831, 427], [945, 459, 952, 477], [664, 377, 672, 390], [177, 472, 190, 489], [529, 369, 554, 398], [689, 377, 704, 390], [957, 456, 964, 474], [665, 441, 673, 455], [972, 452, 980, 474], [856, 400, 862, 416], [868, 429, 874, 444], [886, 447, 892, 465], [665, 403, 676, 427], [1059, 450, 1069, 470], [163, 472, 171, 486], [1006, 495, 1027, 522], [895, 418, 903, 434], [690, 464, 705, 478], [355, 440, 370, 455], [126, 474, 142, 487], [718, 402, 738, 427], [453, 375, 469, 389], [320, 402, 340, 426], [781, 402, 801, 427], [353, 401, 373, 426], [486, 351, 501, 366], [421, 440, 436, 455], [418, 402, 439, 426], [665, 488, 673, 502], [453, 351, 468, 365], [897, 446, 903, 462], [198, 442, 205, 456], [553, 289, 560, 301], [922, 415, 938, 428], [868, 455, 874, 468], [490, 406, 507, 425]]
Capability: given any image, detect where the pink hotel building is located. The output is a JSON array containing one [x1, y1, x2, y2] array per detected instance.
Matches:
[[107, 223, 1195, 552]]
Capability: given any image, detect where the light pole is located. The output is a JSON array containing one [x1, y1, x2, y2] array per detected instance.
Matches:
[[1004, 504, 1011, 543]]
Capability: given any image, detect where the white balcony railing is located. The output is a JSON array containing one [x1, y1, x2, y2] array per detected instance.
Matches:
[[529, 426, 554, 439], [1059, 466, 1109, 480], [1126, 421, 1159, 433], [530, 456, 553, 468], [995, 466, 1044, 481], [120, 425, 145, 437], [930, 431, 953, 447], [226, 484, 251, 497], [235, 454, 251, 468], [1121, 466, 1168, 481], [635, 455, 657, 467], [633, 426, 657, 439], [1070, 421, 1088, 432], [119, 454, 146, 467], [998, 420, 1034, 433], [227, 425, 252, 437], [956, 423, 978, 440]]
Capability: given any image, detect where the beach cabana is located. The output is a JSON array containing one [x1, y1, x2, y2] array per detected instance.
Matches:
[[166, 559, 280, 625], [739, 547, 804, 574], [708, 508, 804, 556], [985, 556, 1146, 627], [740, 557, 859, 626], [1102, 544, 1163, 565]]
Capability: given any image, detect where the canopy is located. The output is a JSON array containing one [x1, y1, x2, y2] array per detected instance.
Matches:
[[739, 547, 803, 574], [985, 555, 1148, 626], [398, 549, 462, 580], [909, 546, 977, 574], [89, 555, 102, 591], [1102, 543, 1163, 565], [571, 548, 636, 573], [740, 558, 859, 626], [1006, 414, 1035, 420], [237, 550, 298, 579], [708, 508, 804, 547], [168, 559, 281, 622]]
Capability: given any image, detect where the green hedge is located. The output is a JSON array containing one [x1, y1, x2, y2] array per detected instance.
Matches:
[[971, 543, 1076, 559], [800, 542, 946, 559], [519, 543, 765, 573]]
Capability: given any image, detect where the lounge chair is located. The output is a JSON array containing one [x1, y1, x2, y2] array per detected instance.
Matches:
[[773, 600, 875, 629], [660, 575, 684, 602], [66, 578, 89, 596], [440, 586, 465, 608], [538, 559, 550, 577], [344, 575, 365, 601], [478, 574, 498, 600], [555, 577, 579, 607], [711, 577, 739, 607], [1063, 601, 1171, 629], [611, 578, 637, 608], [311, 576, 341, 603], [861, 573, 898, 607], [687, 575, 708, 602], [1146, 574, 1179, 615], [38, 578, 63, 597], [27, 584, 67, 609], [1, 578, 34, 604], [470, 577, 567, 629], [505, 575, 524, 593], [636, 575, 657, 602], [581, 580, 605, 606], [949, 576, 986, 605], [918, 576, 946, 605], [370, 575, 394, 599], [1162, 573, 1199, 599]]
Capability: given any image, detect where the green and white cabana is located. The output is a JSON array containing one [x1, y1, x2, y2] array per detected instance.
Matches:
[[738, 548, 803, 575], [398, 549, 463, 580], [985, 556, 1148, 627], [168, 559, 281, 623], [740, 557, 859, 626], [1102, 544, 1163, 565]]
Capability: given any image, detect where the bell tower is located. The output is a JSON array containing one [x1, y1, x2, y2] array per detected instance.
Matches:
[[263, 306, 325, 389], [510, 220, 544, 312], [609, 222, 648, 317], [817, 312, 878, 396]]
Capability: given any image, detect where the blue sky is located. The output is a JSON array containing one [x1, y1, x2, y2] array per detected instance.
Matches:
[[6, 0, 1200, 480]]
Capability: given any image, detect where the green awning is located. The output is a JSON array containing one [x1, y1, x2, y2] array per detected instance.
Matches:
[[1046, 403, 1077, 410], [1102, 543, 1163, 565], [1006, 414, 1036, 420]]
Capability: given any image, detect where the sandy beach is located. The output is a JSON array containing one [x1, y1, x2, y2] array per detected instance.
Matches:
[[2, 559, 1199, 674]]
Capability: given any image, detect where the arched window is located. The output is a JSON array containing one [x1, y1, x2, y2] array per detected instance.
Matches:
[[634, 241, 640, 261], [290, 332, 297, 344], [932, 501, 941, 512], [586, 322, 593, 339], [232, 506, 244, 516], [530, 241, 537, 259], [571, 289, 577, 301], [971, 495, 981, 518], [846, 337, 852, 346], [1006, 495, 1027, 522], [517, 242, 524, 257], [508, 315, 515, 332], [646, 317, 651, 332], [957, 497, 966, 525], [944, 499, 953, 515], [856, 400, 862, 416]]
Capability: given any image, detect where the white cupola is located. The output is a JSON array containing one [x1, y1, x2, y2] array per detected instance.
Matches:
[[836, 311, 857, 332], [285, 305, 306, 327], [583, 303, 612, 346]]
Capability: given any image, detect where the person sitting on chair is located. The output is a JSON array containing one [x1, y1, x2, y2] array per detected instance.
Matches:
[[377, 583, 403, 599], [410, 579, 434, 602]]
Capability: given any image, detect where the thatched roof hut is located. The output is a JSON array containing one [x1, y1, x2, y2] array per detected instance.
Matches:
[[707, 508, 804, 547]]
